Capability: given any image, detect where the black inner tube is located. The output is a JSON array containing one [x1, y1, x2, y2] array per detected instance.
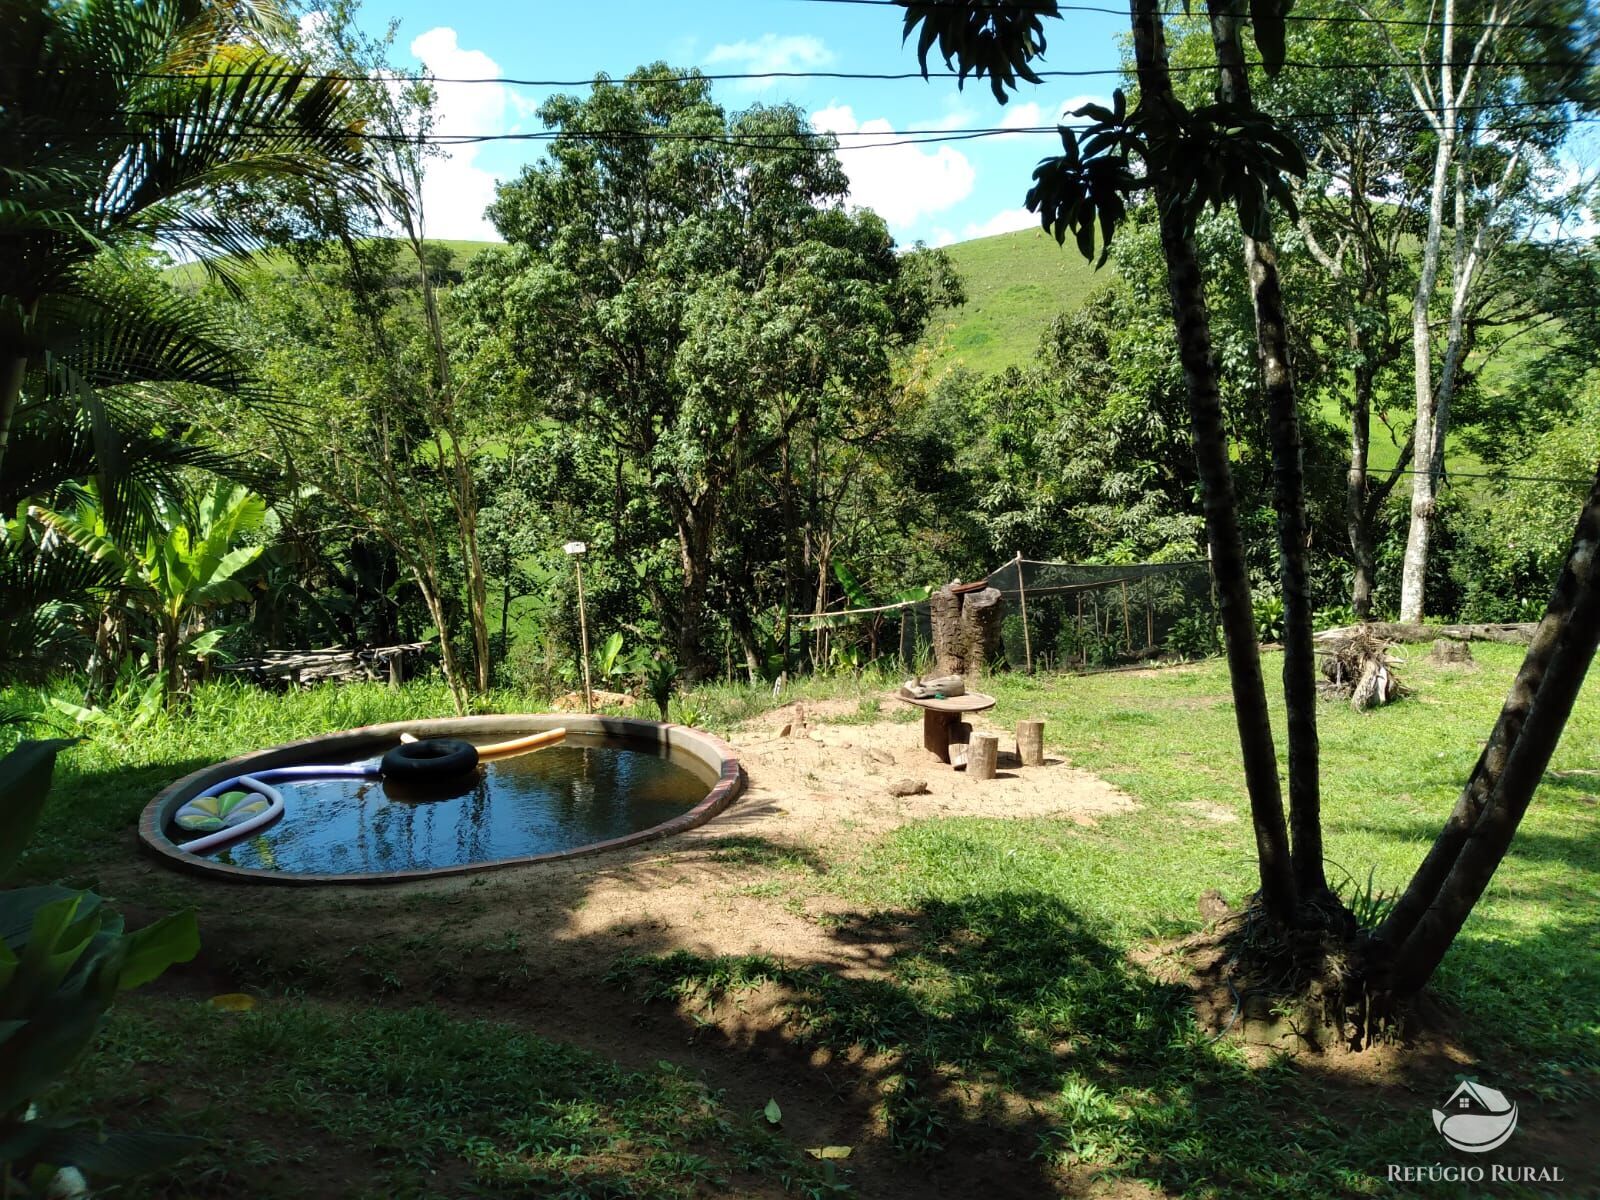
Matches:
[[380, 737, 480, 781]]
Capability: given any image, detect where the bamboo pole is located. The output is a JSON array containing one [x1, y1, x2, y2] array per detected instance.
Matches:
[[1077, 593, 1086, 666], [1014, 551, 1033, 672], [574, 555, 593, 713], [1120, 580, 1133, 648], [1144, 578, 1155, 648]]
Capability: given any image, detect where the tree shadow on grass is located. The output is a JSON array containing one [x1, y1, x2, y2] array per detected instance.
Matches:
[[17, 754, 212, 883], [613, 889, 1599, 1198]]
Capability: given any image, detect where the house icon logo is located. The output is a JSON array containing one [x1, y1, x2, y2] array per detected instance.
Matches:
[[1432, 1080, 1518, 1153]]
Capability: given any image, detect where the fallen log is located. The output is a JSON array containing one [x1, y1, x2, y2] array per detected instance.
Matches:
[[1313, 622, 1535, 646]]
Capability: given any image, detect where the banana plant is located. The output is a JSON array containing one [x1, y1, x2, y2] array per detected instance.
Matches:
[[33, 481, 267, 699], [0, 740, 201, 1193]]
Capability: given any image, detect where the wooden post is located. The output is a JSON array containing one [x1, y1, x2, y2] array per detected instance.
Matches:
[[1145, 578, 1155, 649], [1014, 552, 1033, 673], [1120, 580, 1133, 649], [948, 720, 973, 769], [388, 651, 402, 691], [969, 733, 998, 780], [1076, 593, 1086, 666], [1016, 719, 1044, 767], [923, 708, 956, 761], [574, 554, 593, 714]]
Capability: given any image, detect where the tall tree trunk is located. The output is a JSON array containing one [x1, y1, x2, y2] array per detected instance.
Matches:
[[1210, 0, 1326, 899], [1397, 1, 1463, 623], [413, 234, 492, 695], [454, 452, 492, 692], [501, 579, 511, 656], [1381, 466, 1600, 993], [1347, 354, 1378, 619], [729, 608, 764, 685], [673, 498, 716, 681], [414, 564, 468, 714], [1130, 0, 1297, 924]]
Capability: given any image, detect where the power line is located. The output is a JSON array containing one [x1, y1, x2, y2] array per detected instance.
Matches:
[[18, 107, 1596, 151], [11, 56, 1592, 87], [782, 0, 1588, 33]]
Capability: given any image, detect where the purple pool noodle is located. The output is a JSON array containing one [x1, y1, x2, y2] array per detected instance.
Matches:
[[180, 763, 382, 854], [192, 763, 380, 798]]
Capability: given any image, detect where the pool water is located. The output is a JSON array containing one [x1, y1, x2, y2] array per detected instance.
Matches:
[[201, 734, 718, 876]]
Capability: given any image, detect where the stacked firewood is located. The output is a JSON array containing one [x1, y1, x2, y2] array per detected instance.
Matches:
[[217, 642, 429, 686]]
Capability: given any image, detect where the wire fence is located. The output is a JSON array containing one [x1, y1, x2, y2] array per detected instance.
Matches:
[[808, 555, 1216, 674]]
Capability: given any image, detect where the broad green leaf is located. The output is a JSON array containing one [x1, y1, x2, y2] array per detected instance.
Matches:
[[832, 561, 871, 609], [0, 888, 101, 946], [763, 1098, 782, 1125], [0, 740, 74, 880], [0, 988, 111, 1113], [116, 910, 200, 992]]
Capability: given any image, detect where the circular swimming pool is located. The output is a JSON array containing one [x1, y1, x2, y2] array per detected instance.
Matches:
[[140, 716, 742, 884]]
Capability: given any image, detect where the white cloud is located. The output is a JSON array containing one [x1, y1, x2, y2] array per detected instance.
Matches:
[[811, 104, 975, 228], [706, 34, 833, 91], [997, 101, 1043, 139], [993, 93, 1112, 143], [960, 208, 1039, 241], [408, 27, 515, 241]]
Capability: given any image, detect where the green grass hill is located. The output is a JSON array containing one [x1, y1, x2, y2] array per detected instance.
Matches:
[[924, 227, 1109, 377]]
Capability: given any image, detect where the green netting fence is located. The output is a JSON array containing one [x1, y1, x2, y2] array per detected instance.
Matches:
[[808, 556, 1217, 673]]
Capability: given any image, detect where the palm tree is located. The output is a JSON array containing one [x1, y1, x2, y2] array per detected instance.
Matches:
[[0, 0, 370, 487]]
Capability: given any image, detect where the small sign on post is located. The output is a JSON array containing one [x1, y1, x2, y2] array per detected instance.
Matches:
[[563, 541, 593, 713]]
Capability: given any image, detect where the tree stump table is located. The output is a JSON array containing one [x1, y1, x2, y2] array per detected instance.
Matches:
[[897, 691, 997, 765]]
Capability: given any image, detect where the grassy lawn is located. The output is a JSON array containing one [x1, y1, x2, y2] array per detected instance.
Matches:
[[5, 643, 1596, 1197], [620, 645, 1598, 1195]]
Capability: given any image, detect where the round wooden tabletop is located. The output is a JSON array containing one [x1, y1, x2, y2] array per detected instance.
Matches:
[[896, 691, 996, 714]]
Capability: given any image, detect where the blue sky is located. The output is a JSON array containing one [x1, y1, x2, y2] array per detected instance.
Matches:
[[361, 0, 1129, 246]]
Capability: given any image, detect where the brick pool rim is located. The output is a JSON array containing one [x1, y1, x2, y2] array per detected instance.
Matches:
[[139, 714, 744, 885]]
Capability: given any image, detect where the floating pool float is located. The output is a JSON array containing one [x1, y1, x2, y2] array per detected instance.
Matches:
[[381, 736, 479, 781], [174, 763, 379, 854]]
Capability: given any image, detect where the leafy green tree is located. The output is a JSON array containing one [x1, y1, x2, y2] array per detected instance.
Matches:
[[1348, 0, 1598, 620], [0, 0, 367, 486], [900, 0, 1600, 1017], [0, 0, 371, 687], [463, 67, 957, 677]]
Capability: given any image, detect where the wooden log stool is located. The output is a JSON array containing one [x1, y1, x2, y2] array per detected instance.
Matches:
[[968, 733, 999, 780], [897, 692, 997, 764], [1016, 719, 1045, 767]]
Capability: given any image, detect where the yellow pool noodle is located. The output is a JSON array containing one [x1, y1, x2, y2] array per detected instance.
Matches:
[[396, 728, 568, 759]]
